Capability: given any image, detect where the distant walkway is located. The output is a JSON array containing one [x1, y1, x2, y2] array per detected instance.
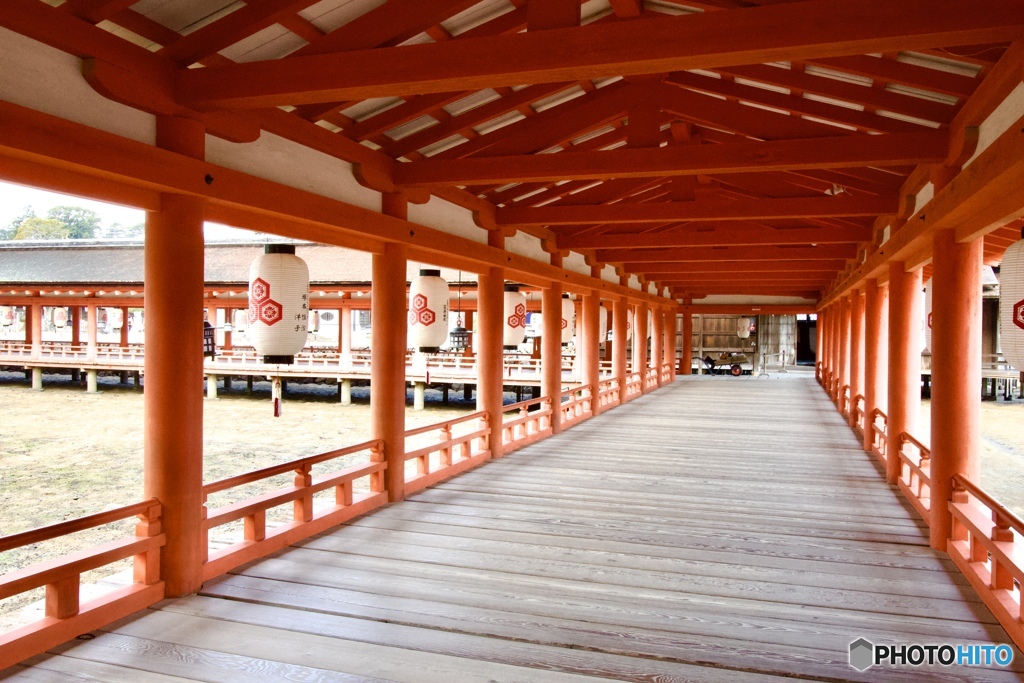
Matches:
[[7, 376, 1022, 682]]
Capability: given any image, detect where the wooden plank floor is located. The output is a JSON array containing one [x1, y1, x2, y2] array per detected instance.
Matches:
[[6, 375, 1023, 682]]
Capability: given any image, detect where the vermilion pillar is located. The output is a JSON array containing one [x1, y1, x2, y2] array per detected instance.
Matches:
[[70, 306, 81, 347], [886, 262, 922, 484], [831, 302, 841, 401], [839, 296, 851, 410], [613, 297, 628, 402], [680, 308, 692, 375], [120, 306, 130, 347], [582, 291, 601, 413], [29, 303, 42, 358], [667, 311, 677, 381], [635, 303, 648, 391], [849, 289, 865, 427], [863, 279, 888, 452], [340, 305, 352, 356], [86, 304, 98, 360], [144, 116, 206, 597], [541, 284, 563, 433], [929, 231, 982, 549], [478, 267, 505, 459], [652, 307, 664, 387], [371, 242, 408, 501]]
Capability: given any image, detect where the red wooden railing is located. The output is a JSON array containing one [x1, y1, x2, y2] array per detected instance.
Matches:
[[0, 500, 165, 669], [948, 474, 1024, 646], [501, 397, 552, 455], [404, 412, 491, 495], [868, 408, 887, 466], [644, 367, 659, 390], [896, 432, 932, 521], [559, 385, 593, 429], [821, 376, 1024, 652], [624, 372, 643, 400], [597, 377, 620, 409], [201, 440, 387, 580], [851, 394, 865, 438]]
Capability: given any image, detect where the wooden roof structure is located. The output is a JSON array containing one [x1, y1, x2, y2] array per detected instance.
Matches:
[[2, 0, 1024, 306]]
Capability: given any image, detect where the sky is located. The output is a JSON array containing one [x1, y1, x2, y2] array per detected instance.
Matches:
[[0, 180, 254, 240]]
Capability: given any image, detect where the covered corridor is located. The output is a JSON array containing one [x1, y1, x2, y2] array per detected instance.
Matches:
[[7, 376, 1020, 682]]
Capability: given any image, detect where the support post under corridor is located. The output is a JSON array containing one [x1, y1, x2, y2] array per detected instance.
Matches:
[[582, 292, 601, 414], [849, 289, 864, 428], [613, 297, 628, 402]]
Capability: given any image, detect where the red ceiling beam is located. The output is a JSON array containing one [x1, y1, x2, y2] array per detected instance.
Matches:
[[561, 224, 873, 249], [498, 195, 896, 226], [394, 130, 949, 186], [598, 244, 857, 262], [626, 260, 849, 274], [174, 0, 1024, 108]]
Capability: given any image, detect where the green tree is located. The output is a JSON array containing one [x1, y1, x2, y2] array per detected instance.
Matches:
[[1, 206, 36, 240], [14, 217, 71, 240], [103, 222, 145, 239], [46, 206, 100, 239]]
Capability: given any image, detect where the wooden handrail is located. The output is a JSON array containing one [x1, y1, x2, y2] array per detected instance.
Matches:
[[403, 410, 487, 438], [0, 499, 160, 553], [900, 431, 930, 457], [203, 439, 383, 495], [954, 474, 1024, 537]]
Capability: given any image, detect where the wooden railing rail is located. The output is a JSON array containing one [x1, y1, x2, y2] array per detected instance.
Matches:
[[0, 499, 165, 670], [659, 363, 672, 384], [404, 411, 491, 495], [597, 377, 620, 409], [851, 394, 865, 437], [501, 397, 552, 455], [624, 372, 643, 400], [896, 431, 932, 520], [869, 408, 887, 466], [559, 385, 593, 429], [201, 439, 386, 580], [839, 384, 850, 417], [644, 367, 659, 390], [948, 474, 1024, 649]]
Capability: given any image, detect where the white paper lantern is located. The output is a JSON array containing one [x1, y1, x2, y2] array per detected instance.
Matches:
[[999, 237, 1024, 371], [923, 282, 933, 354], [309, 310, 320, 333], [247, 244, 310, 364], [52, 307, 68, 328], [0, 306, 13, 326], [560, 295, 576, 345], [409, 269, 449, 351], [737, 317, 751, 339], [233, 309, 248, 332], [97, 308, 108, 327], [503, 285, 527, 348], [108, 307, 124, 329]]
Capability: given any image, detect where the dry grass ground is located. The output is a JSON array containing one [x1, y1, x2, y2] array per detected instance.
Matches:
[[0, 373, 477, 628]]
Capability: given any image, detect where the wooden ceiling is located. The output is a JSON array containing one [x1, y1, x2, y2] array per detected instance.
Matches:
[[10, 0, 1024, 301]]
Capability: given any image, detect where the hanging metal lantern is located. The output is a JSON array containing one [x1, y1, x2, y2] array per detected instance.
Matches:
[[0, 306, 13, 327], [737, 317, 751, 339], [560, 294, 576, 346], [999, 233, 1024, 371], [599, 304, 609, 342], [52, 307, 68, 328], [247, 244, 310, 364], [503, 284, 527, 349], [408, 269, 449, 352], [924, 282, 932, 354]]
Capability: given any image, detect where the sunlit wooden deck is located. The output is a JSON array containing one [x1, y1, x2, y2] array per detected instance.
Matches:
[[7, 375, 1023, 682]]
